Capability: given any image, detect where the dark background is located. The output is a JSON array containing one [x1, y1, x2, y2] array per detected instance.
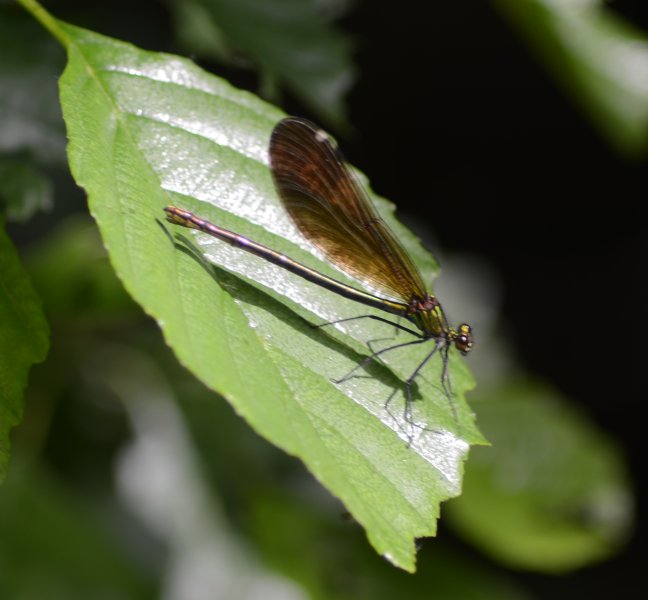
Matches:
[[340, 3, 646, 595], [9, 0, 646, 596]]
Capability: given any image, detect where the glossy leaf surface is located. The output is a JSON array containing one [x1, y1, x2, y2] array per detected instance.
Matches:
[[30, 12, 486, 569]]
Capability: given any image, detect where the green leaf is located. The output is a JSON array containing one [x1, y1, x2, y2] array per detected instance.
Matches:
[[495, 0, 648, 155], [171, 0, 355, 128], [447, 379, 633, 572], [0, 219, 49, 483], [0, 6, 66, 164], [250, 492, 532, 600], [0, 461, 155, 599], [112, 343, 526, 600], [82, 342, 309, 600], [27, 5, 483, 569], [0, 5, 66, 223], [0, 156, 53, 222], [25, 216, 139, 320]]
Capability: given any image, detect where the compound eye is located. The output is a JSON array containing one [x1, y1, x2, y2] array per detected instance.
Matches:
[[455, 331, 473, 355]]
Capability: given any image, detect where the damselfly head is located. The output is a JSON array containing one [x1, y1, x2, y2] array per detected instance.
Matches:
[[452, 323, 473, 355]]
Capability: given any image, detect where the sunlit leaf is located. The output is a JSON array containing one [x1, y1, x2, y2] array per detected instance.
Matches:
[[23, 1, 483, 570]]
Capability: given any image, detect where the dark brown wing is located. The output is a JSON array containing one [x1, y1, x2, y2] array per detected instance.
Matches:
[[269, 117, 427, 303]]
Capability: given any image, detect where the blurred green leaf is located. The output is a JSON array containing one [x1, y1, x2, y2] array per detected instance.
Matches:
[[0, 6, 66, 164], [0, 461, 157, 599], [249, 491, 531, 600], [89, 341, 525, 600], [171, 0, 241, 64], [0, 5, 66, 226], [495, 0, 648, 155], [0, 156, 53, 222], [170, 0, 355, 128], [447, 379, 633, 572], [0, 218, 49, 483], [85, 343, 308, 600], [20, 2, 485, 569], [25, 216, 139, 320]]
